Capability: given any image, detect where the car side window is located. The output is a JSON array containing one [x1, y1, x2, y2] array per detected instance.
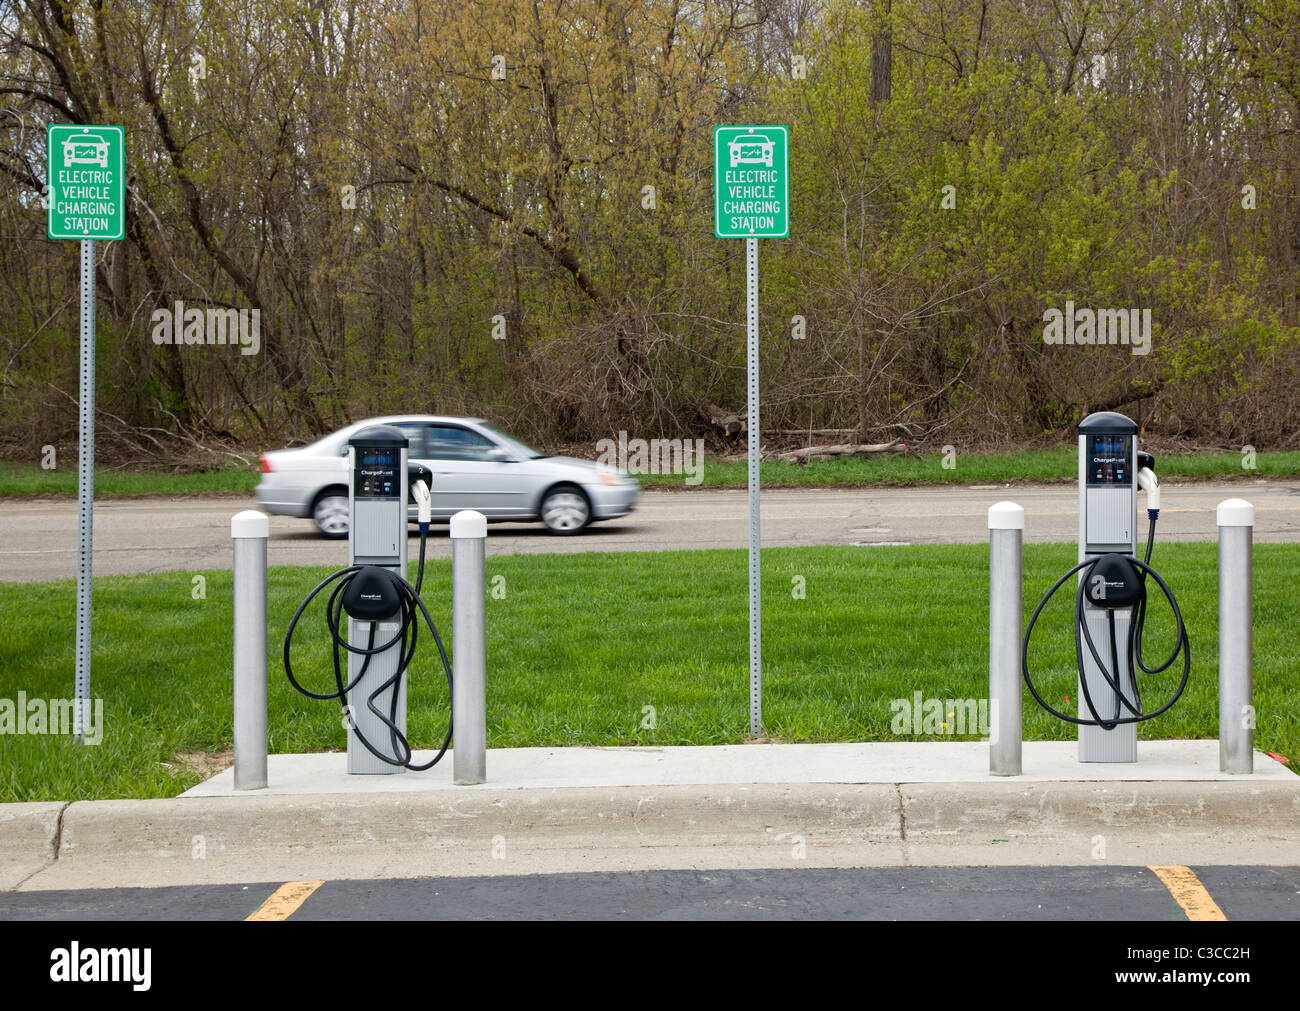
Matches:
[[425, 425, 498, 462], [391, 423, 427, 458]]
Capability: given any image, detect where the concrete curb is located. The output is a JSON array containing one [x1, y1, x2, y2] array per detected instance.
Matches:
[[7, 780, 1298, 891], [0, 802, 66, 890], [902, 781, 1300, 866]]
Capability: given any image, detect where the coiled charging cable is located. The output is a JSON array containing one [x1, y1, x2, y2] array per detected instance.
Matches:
[[283, 480, 453, 769], [1022, 476, 1190, 729]]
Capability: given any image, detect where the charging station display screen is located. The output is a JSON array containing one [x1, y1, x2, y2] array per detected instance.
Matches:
[[1087, 435, 1130, 486], [354, 448, 399, 499]]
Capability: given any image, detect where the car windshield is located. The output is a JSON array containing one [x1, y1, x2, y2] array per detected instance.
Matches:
[[478, 422, 545, 459]]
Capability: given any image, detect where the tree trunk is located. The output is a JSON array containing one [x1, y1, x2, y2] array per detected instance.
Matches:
[[858, 2, 892, 440]]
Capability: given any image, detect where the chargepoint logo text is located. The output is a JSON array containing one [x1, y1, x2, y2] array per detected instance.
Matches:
[[151, 299, 261, 355], [595, 432, 704, 485], [0, 693, 103, 744], [1043, 302, 1151, 356], [50, 942, 151, 991]]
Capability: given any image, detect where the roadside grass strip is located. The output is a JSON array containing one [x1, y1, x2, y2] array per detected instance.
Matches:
[[4, 448, 1300, 497], [636, 448, 1300, 489]]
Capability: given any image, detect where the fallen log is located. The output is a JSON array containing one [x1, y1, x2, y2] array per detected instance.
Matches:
[[701, 402, 745, 438], [776, 440, 905, 463], [766, 428, 858, 437]]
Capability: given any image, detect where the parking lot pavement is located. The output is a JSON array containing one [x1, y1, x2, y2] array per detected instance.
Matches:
[[1, 866, 1294, 921]]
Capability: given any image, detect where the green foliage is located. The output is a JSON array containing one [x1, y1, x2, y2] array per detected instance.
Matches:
[[1, 0, 1298, 453]]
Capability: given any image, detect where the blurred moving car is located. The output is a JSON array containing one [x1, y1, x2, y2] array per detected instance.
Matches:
[[255, 415, 640, 537]]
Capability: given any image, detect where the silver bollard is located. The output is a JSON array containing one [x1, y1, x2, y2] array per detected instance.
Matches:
[[1218, 498, 1254, 774], [451, 510, 487, 785], [988, 502, 1024, 776], [232, 510, 269, 790]]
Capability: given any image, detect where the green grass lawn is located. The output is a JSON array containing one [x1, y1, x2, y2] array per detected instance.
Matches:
[[0, 461, 258, 497], [3, 447, 1298, 498], [0, 542, 1295, 802], [637, 447, 1300, 487]]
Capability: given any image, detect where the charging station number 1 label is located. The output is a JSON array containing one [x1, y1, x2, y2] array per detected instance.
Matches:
[[714, 125, 788, 239], [47, 125, 124, 241]]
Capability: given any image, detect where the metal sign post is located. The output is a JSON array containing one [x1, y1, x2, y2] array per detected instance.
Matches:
[[48, 124, 125, 739], [75, 239, 95, 738], [715, 125, 788, 737], [745, 236, 761, 736]]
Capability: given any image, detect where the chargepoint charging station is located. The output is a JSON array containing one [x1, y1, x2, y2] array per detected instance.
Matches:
[[1022, 412, 1191, 762], [283, 425, 452, 773]]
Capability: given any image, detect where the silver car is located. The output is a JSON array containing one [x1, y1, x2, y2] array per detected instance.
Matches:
[[255, 415, 640, 537]]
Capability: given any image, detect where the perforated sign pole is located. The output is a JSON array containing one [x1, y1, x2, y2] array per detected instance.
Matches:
[[48, 124, 125, 740], [714, 125, 788, 738], [746, 236, 761, 736], [75, 238, 94, 739]]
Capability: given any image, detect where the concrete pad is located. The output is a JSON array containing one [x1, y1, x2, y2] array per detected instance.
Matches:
[[182, 740, 1295, 797], [0, 802, 65, 890]]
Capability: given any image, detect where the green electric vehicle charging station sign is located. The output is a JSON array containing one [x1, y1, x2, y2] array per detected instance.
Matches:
[[48, 122, 125, 741], [714, 125, 788, 238], [714, 124, 789, 738], [47, 124, 124, 240]]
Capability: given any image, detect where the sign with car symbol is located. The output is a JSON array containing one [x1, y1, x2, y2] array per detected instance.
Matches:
[[714, 125, 788, 238], [47, 125, 125, 241]]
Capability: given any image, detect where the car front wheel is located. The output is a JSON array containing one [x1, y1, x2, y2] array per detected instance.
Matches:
[[312, 489, 350, 539], [539, 485, 591, 534]]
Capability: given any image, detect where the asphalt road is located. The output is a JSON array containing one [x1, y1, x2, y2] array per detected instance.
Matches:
[[3, 479, 1298, 581], [1, 866, 1295, 920]]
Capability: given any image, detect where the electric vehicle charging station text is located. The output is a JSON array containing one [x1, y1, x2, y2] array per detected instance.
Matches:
[[284, 425, 453, 774], [1022, 412, 1190, 762]]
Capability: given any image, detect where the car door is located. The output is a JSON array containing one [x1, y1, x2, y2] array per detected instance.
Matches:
[[418, 423, 537, 517]]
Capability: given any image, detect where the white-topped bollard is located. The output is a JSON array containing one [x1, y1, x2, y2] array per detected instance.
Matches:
[[451, 510, 487, 785], [1218, 498, 1254, 774], [988, 502, 1024, 776], [232, 510, 269, 790]]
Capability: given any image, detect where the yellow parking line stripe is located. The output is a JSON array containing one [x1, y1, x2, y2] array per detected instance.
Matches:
[[245, 880, 325, 921], [1149, 866, 1227, 921]]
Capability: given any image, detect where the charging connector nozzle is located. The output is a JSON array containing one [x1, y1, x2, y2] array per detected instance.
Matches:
[[411, 479, 432, 528], [1137, 466, 1160, 512]]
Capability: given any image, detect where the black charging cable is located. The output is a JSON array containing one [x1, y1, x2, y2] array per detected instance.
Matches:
[[283, 523, 453, 769], [1022, 511, 1190, 728]]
